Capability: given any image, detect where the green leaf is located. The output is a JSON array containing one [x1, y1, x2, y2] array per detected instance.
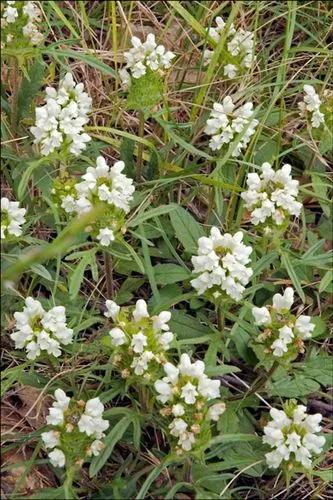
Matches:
[[30, 263, 52, 281], [68, 253, 92, 300], [17, 158, 46, 200], [126, 70, 163, 111], [281, 252, 305, 302], [267, 371, 320, 397], [169, 206, 205, 254], [18, 57, 46, 119], [294, 355, 333, 386], [169, 311, 211, 340], [154, 263, 191, 284], [89, 416, 132, 477], [128, 204, 178, 227]]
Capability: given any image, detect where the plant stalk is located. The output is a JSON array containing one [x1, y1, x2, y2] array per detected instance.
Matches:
[[104, 251, 114, 298], [136, 109, 145, 182], [11, 57, 21, 137]]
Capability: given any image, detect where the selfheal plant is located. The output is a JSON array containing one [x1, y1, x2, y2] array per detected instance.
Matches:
[[10, 297, 73, 360], [31, 72, 92, 157], [241, 162, 302, 232], [103, 299, 174, 379], [204, 96, 258, 156], [42, 389, 109, 469], [1, 1, 43, 49], [1, 197, 26, 239], [119, 33, 175, 86], [203, 16, 255, 78], [191, 227, 253, 302], [154, 354, 225, 454], [119, 33, 175, 111], [298, 85, 325, 129], [53, 155, 135, 246], [263, 400, 325, 474], [251, 287, 315, 367]]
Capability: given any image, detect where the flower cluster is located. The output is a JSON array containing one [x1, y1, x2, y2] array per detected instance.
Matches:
[[1, 197, 26, 239], [10, 297, 73, 360], [252, 287, 315, 362], [241, 162, 302, 231], [104, 299, 173, 378], [1, 1, 43, 48], [204, 96, 258, 155], [191, 227, 253, 302], [203, 16, 255, 78], [119, 33, 175, 87], [263, 401, 325, 470], [54, 155, 135, 246], [298, 85, 325, 129], [42, 389, 109, 468], [31, 73, 92, 156], [154, 354, 224, 453]]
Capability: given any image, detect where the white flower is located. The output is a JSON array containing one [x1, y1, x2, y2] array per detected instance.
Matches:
[[286, 432, 301, 452], [241, 163, 301, 229], [154, 379, 173, 403], [172, 404, 185, 417], [1, 197, 26, 239], [294, 446, 312, 468], [109, 327, 127, 346], [123, 33, 175, 83], [104, 300, 120, 320], [208, 402, 226, 421], [53, 389, 70, 411], [159, 331, 174, 350], [181, 382, 198, 404], [87, 439, 105, 457], [49, 448, 66, 468], [224, 64, 237, 78], [85, 398, 104, 418], [130, 351, 154, 375], [31, 73, 92, 156], [198, 376, 221, 400], [152, 311, 171, 331], [264, 403, 325, 470], [272, 287, 294, 311], [131, 332, 148, 353], [252, 306, 271, 326], [97, 227, 115, 246], [278, 325, 294, 343], [3, 5, 18, 23], [78, 414, 109, 438], [204, 97, 258, 156], [271, 338, 288, 357], [204, 16, 254, 76], [303, 433, 325, 454], [46, 407, 64, 426], [191, 227, 252, 301], [41, 430, 60, 449], [10, 298, 73, 359], [132, 300, 149, 322], [299, 85, 325, 128], [169, 418, 188, 437], [294, 315, 314, 340], [178, 431, 196, 451]]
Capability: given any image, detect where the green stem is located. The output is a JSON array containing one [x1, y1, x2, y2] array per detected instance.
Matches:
[[136, 109, 145, 182], [11, 57, 21, 137], [228, 362, 278, 401], [64, 467, 76, 499], [217, 304, 225, 334], [104, 251, 113, 298], [183, 457, 192, 483]]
